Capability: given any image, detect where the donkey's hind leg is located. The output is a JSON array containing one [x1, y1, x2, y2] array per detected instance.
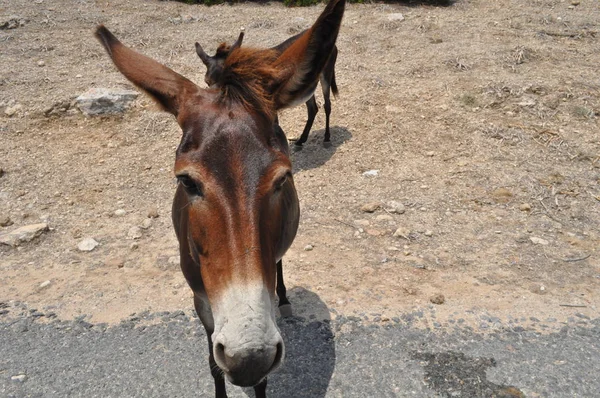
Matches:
[[294, 96, 318, 149], [276, 260, 292, 317], [254, 378, 268, 398], [320, 75, 332, 148]]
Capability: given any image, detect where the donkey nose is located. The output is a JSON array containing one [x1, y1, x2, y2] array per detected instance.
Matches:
[[214, 338, 284, 387]]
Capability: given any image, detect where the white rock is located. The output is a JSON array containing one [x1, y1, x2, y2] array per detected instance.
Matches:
[[304, 244, 314, 251], [11, 374, 27, 382], [362, 169, 379, 177], [0, 223, 49, 247], [78, 237, 99, 252], [75, 88, 139, 116], [39, 280, 51, 289], [385, 201, 406, 214], [387, 13, 405, 22], [127, 226, 142, 240], [530, 236, 549, 245], [393, 227, 410, 239], [424, 230, 433, 237], [114, 209, 126, 217], [37, 60, 45, 67], [4, 104, 23, 117], [140, 218, 153, 230]]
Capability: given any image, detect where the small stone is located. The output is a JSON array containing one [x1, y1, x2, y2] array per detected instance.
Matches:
[[114, 209, 126, 217], [393, 227, 410, 239], [519, 203, 532, 211], [426, 151, 435, 157], [0, 216, 13, 227], [366, 228, 383, 236], [5, 104, 23, 117], [0, 223, 49, 247], [530, 236, 549, 245], [424, 230, 433, 237], [430, 294, 445, 305], [304, 244, 314, 251], [491, 187, 513, 203], [361, 202, 380, 213], [11, 374, 27, 382], [375, 214, 394, 222], [37, 60, 45, 67], [130, 242, 139, 250], [75, 88, 139, 115], [362, 169, 379, 177], [105, 257, 125, 268], [530, 284, 548, 295], [140, 218, 153, 230], [571, 0, 580, 5], [387, 13, 405, 22], [78, 237, 99, 252], [147, 207, 159, 218], [127, 226, 143, 240], [385, 201, 406, 214], [354, 219, 370, 227], [39, 280, 51, 289]]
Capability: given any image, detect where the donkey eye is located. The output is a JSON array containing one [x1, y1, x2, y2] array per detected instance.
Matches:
[[274, 172, 291, 191], [177, 174, 204, 198]]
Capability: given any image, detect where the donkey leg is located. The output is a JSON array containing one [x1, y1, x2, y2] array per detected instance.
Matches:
[[276, 260, 292, 317], [254, 378, 268, 398], [194, 295, 227, 398], [320, 76, 333, 147], [294, 96, 318, 148]]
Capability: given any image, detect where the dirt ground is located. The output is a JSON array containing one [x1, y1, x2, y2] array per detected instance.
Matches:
[[1, 0, 599, 330]]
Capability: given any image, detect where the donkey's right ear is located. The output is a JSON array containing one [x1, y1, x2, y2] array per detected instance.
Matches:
[[95, 25, 200, 117], [195, 42, 212, 67]]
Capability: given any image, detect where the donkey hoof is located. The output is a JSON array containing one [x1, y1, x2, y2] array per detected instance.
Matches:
[[279, 304, 293, 318], [323, 141, 332, 148]]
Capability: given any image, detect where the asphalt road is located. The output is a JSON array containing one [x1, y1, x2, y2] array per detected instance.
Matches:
[[1, 301, 598, 398]]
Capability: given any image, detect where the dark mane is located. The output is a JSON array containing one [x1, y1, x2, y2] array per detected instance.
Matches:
[[217, 47, 283, 119]]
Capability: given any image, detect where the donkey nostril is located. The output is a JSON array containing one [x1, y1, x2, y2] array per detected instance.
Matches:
[[215, 343, 225, 360]]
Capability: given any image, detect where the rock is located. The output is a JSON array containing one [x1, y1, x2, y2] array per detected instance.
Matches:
[[105, 257, 125, 268], [11, 374, 27, 382], [0, 223, 49, 247], [127, 226, 142, 240], [114, 209, 126, 217], [430, 294, 445, 305], [530, 283, 548, 295], [75, 88, 139, 116], [130, 242, 139, 250], [362, 170, 379, 177], [0, 16, 28, 30], [491, 187, 513, 203], [37, 60, 45, 67], [424, 230, 433, 237], [354, 219, 370, 227], [375, 214, 394, 222], [39, 280, 51, 289], [530, 236, 549, 245], [361, 202, 380, 213], [140, 218, 153, 230], [44, 99, 73, 117], [425, 151, 435, 157], [366, 228, 383, 237], [0, 215, 13, 227], [78, 237, 99, 252], [387, 13, 405, 22], [519, 203, 532, 211], [393, 227, 410, 239], [5, 103, 23, 117], [147, 207, 159, 218], [385, 201, 405, 214], [304, 244, 314, 251]]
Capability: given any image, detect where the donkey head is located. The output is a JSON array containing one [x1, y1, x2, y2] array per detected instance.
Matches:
[[95, 0, 345, 387], [195, 31, 244, 87]]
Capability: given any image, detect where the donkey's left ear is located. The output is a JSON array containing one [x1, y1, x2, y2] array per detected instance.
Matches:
[[270, 0, 345, 110], [96, 25, 200, 117]]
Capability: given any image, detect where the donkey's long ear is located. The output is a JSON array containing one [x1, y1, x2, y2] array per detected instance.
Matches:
[[271, 0, 345, 109], [96, 25, 200, 117]]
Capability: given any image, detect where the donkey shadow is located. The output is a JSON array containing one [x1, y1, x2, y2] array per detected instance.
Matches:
[[242, 287, 336, 398], [290, 126, 352, 173]]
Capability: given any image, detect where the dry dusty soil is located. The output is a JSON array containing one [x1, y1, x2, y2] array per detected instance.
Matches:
[[1, 0, 599, 331]]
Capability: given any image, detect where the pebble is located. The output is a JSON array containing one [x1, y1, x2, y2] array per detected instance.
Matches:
[[127, 226, 143, 240], [362, 169, 379, 177], [530, 236, 549, 245], [114, 209, 127, 217], [5, 103, 23, 117], [519, 203, 532, 211], [375, 214, 393, 222], [37, 60, 45, 67], [424, 230, 433, 237], [78, 237, 99, 252], [426, 151, 435, 157], [304, 244, 314, 251], [361, 202, 380, 213], [0, 215, 13, 227], [530, 283, 547, 295], [140, 218, 153, 230], [0, 223, 49, 247], [11, 374, 27, 382], [354, 219, 370, 227], [393, 227, 410, 239], [385, 201, 405, 214], [387, 13, 405, 22], [105, 257, 125, 268], [130, 242, 139, 250], [147, 207, 159, 218], [430, 294, 446, 305], [39, 280, 51, 289]]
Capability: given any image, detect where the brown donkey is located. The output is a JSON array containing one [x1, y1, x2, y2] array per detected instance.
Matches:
[[196, 30, 339, 149], [95, 0, 345, 396]]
